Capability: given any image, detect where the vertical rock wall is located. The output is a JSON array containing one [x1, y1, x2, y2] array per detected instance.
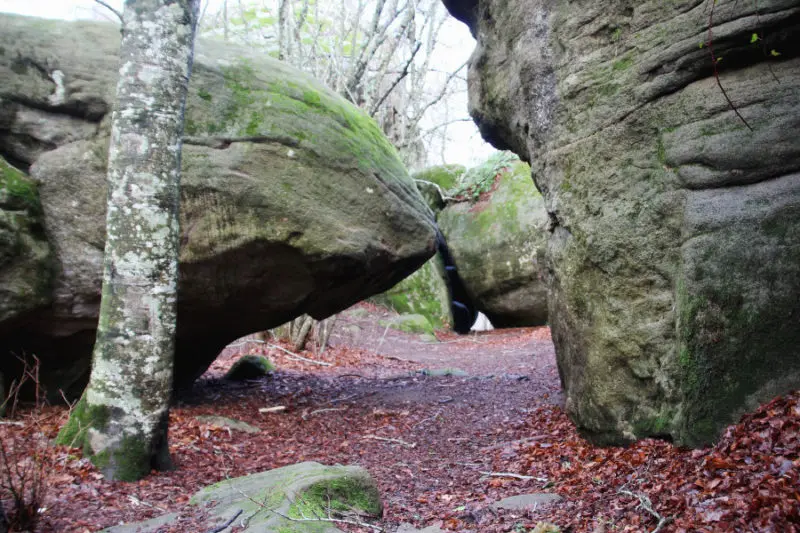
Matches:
[[444, 0, 800, 445]]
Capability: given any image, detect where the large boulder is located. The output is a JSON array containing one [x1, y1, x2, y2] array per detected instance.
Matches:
[[444, 0, 800, 445], [438, 154, 548, 328], [0, 14, 436, 396]]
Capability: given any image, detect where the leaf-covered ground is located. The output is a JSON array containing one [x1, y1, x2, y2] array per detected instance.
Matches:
[[1, 303, 798, 532]]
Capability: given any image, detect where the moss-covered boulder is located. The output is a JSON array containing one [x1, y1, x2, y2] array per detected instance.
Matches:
[[445, 0, 800, 445], [379, 313, 436, 335], [103, 462, 382, 532], [0, 14, 436, 396], [224, 355, 274, 381], [438, 154, 548, 327], [372, 252, 452, 330]]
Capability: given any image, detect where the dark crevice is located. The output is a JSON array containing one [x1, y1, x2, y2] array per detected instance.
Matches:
[[3, 94, 109, 123]]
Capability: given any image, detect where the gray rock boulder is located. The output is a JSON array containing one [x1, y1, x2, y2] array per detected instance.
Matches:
[[438, 154, 548, 327], [0, 14, 436, 396], [103, 462, 382, 532], [444, 0, 800, 445]]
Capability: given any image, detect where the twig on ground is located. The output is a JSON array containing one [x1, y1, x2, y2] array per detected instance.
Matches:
[[479, 471, 548, 482], [329, 393, 360, 405], [267, 343, 332, 366], [377, 323, 392, 350], [127, 496, 167, 513], [302, 408, 346, 420], [480, 435, 549, 452], [272, 509, 384, 532], [618, 489, 674, 533], [362, 435, 417, 449], [258, 406, 287, 414], [412, 409, 443, 428], [205, 509, 243, 533]]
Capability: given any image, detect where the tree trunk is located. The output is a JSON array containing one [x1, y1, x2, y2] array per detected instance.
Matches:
[[56, 0, 200, 482]]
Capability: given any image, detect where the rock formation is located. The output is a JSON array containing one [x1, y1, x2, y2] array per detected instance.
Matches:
[[0, 14, 437, 396], [443, 0, 800, 445], [438, 155, 549, 328]]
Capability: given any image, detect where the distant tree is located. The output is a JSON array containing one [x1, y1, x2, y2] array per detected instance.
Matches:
[[57, 0, 200, 482]]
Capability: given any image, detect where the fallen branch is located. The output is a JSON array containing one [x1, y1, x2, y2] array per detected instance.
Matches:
[[93, 0, 123, 23], [303, 408, 346, 419], [267, 343, 332, 366], [127, 496, 167, 513], [618, 489, 674, 533], [272, 509, 384, 532], [479, 471, 548, 482], [206, 509, 243, 533], [480, 435, 549, 452], [258, 406, 287, 414], [329, 394, 357, 405], [362, 435, 417, 449]]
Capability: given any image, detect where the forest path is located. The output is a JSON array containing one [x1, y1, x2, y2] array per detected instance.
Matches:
[[35, 303, 800, 532]]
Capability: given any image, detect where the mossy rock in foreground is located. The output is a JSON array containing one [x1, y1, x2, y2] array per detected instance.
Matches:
[[224, 355, 275, 381], [379, 313, 435, 335], [103, 462, 382, 532]]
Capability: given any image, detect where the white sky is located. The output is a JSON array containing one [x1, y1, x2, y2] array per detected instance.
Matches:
[[0, 0, 495, 169]]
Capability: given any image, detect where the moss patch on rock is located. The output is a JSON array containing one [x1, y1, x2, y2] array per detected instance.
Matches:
[[372, 253, 451, 330], [379, 313, 435, 335], [224, 355, 274, 381]]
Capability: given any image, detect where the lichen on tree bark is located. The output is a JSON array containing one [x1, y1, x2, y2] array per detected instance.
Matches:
[[56, 0, 200, 481]]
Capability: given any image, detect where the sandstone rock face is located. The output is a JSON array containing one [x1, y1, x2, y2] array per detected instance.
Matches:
[[0, 14, 436, 395], [438, 157, 548, 328], [0, 157, 52, 331], [444, 0, 800, 444]]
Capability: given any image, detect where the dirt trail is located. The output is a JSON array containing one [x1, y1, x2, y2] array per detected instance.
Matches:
[[22, 303, 799, 532]]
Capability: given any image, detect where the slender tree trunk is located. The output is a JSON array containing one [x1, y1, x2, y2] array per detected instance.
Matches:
[[56, 0, 200, 482]]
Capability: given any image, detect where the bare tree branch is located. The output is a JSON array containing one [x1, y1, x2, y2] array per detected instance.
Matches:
[[93, 0, 123, 24]]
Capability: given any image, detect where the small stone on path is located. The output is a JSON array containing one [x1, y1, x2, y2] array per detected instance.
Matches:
[[491, 493, 563, 511]]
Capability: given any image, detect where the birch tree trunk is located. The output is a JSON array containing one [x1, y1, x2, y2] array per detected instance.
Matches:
[[56, 0, 200, 482]]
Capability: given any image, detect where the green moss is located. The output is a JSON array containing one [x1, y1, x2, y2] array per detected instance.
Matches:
[[612, 56, 634, 71], [656, 133, 667, 165], [0, 159, 42, 215], [55, 396, 110, 448], [302, 89, 322, 107], [90, 433, 151, 482], [413, 164, 465, 191], [197, 88, 212, 101], [373, 254, 451, 329], [289, 476, 381, 520], [224, 355, 274, 381], [379, 314, 435, 335]]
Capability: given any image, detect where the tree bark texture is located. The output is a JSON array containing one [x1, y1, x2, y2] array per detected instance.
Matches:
[[57, 0, 199, 481]]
